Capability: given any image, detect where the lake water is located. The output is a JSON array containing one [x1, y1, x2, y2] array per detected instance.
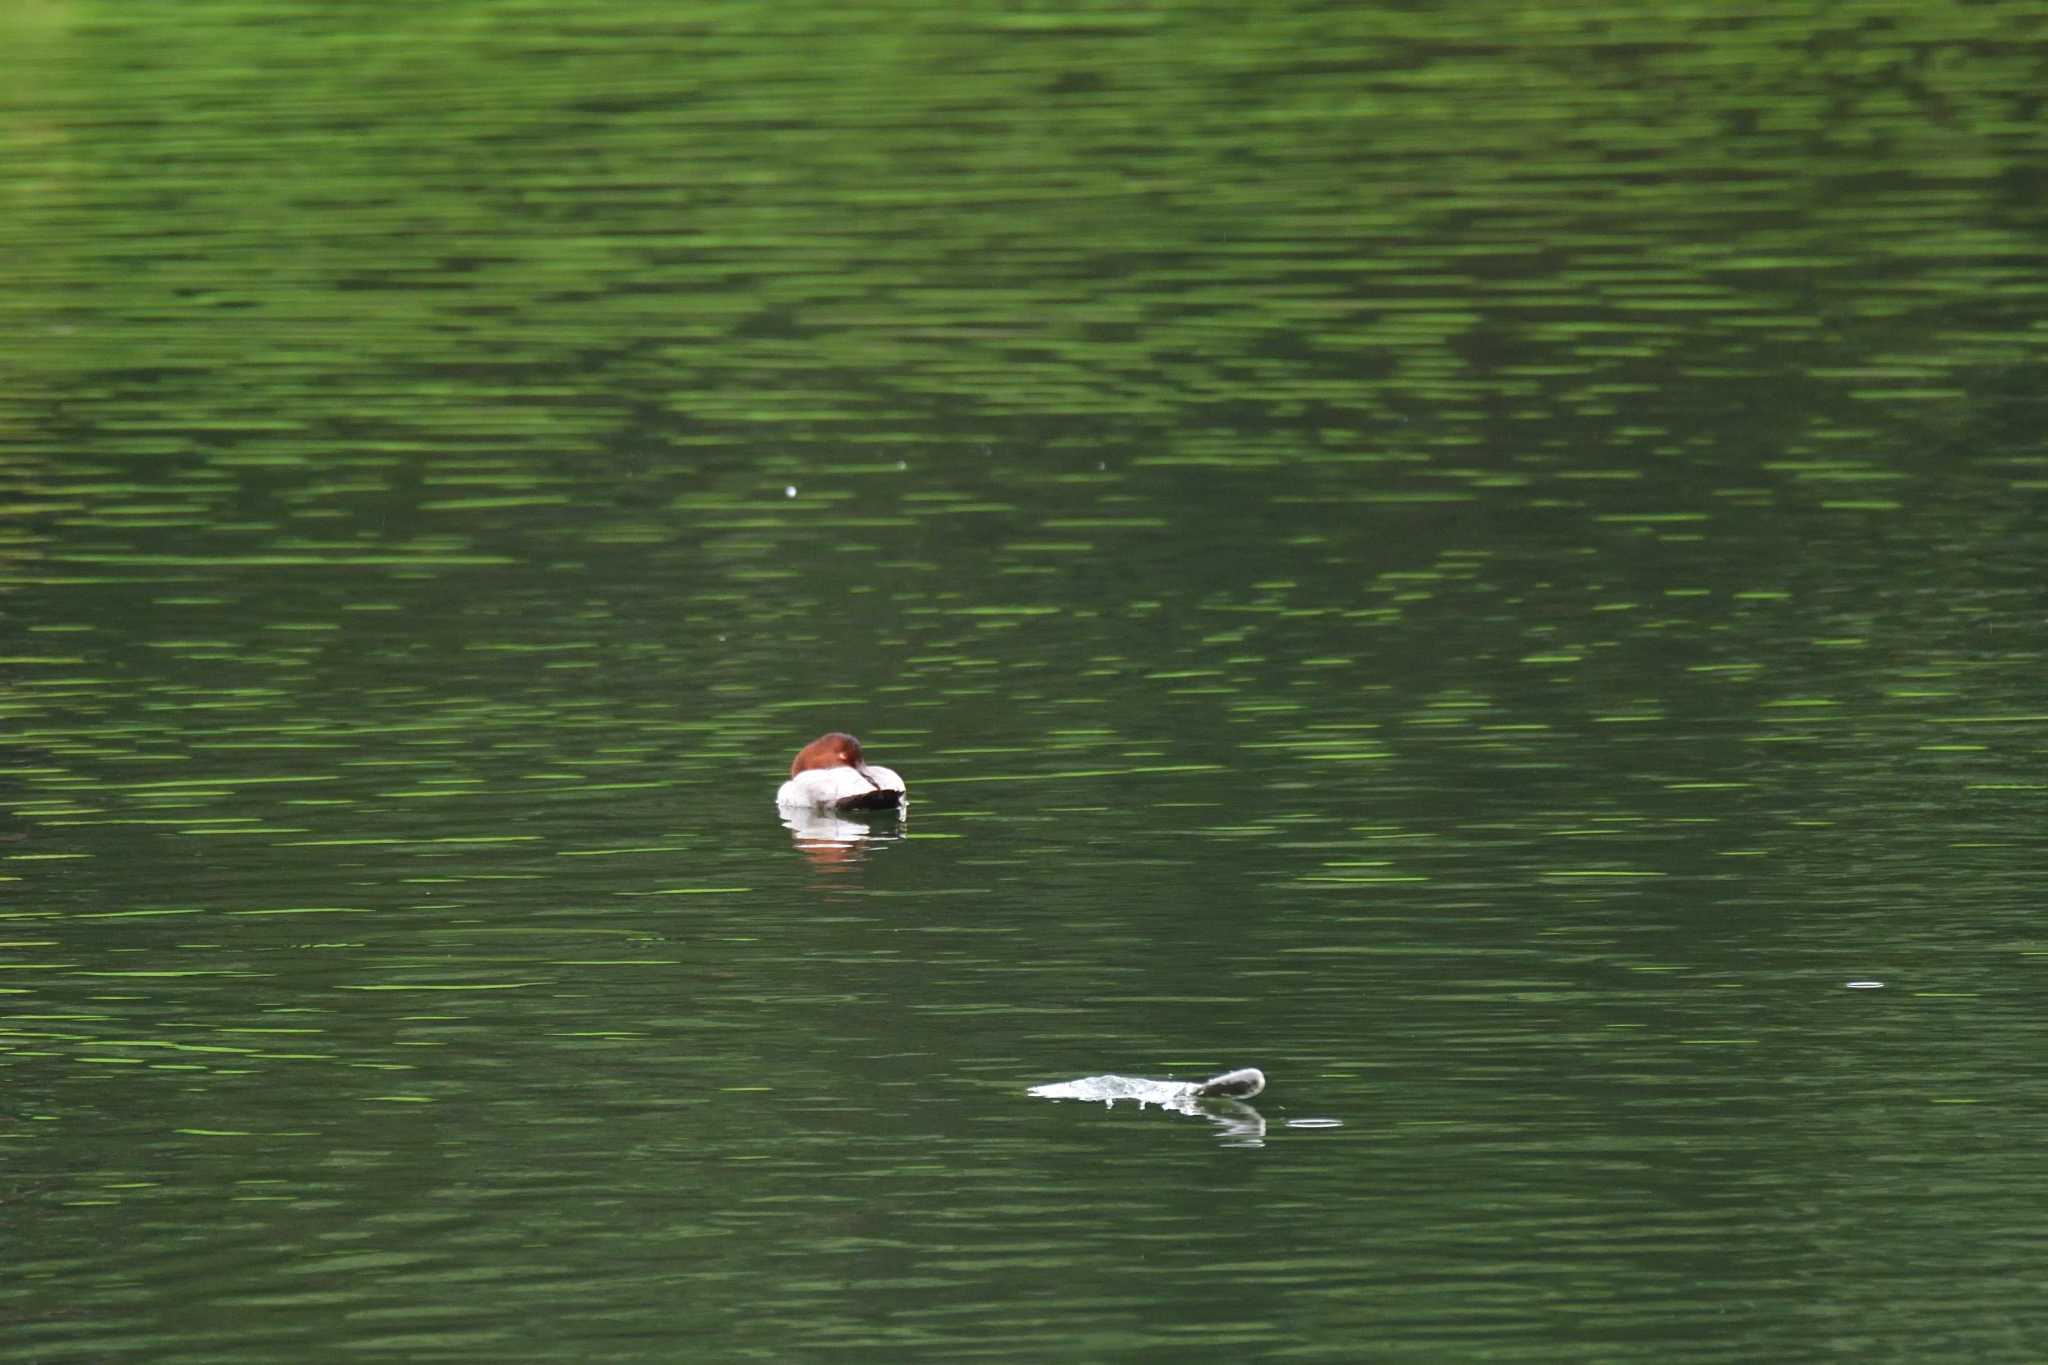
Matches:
[[6, 2, 2048, 1359]]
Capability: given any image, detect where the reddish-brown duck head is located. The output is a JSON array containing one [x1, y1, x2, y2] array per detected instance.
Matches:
[[788, 732, 880, 788]]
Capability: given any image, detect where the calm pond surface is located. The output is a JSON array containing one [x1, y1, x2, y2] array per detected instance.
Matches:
[[5, 2, 2048, 1359]]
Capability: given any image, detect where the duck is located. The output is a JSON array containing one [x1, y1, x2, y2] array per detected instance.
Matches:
[[776, 732, 907, 812]]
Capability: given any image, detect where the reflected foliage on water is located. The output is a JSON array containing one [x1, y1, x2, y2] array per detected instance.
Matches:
[[4, 1, 2048, 1359]]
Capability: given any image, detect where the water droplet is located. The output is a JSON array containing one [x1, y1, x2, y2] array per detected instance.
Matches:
[[784, 486, 798, 498]]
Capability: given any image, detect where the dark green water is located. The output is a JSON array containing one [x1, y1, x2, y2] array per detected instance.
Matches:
[[5, 2, 2048, 1359]]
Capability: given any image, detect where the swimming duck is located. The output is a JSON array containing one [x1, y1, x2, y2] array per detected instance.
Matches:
[[776, 732, 906, 812]]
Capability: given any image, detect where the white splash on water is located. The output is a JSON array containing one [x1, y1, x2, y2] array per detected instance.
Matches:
[[1026, 1071, 1274, 1148], [1027, 1074, 1209, 1113]]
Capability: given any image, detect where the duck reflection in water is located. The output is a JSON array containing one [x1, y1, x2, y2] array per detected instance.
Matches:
[[777, 801, 906, 869]]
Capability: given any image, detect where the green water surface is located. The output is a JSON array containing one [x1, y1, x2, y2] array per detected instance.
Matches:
[[4, 2, 2048, 1359]]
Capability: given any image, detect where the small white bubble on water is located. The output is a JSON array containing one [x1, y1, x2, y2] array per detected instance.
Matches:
[[784, 485, 798, 498], [1846, 980, 1884, 989]]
